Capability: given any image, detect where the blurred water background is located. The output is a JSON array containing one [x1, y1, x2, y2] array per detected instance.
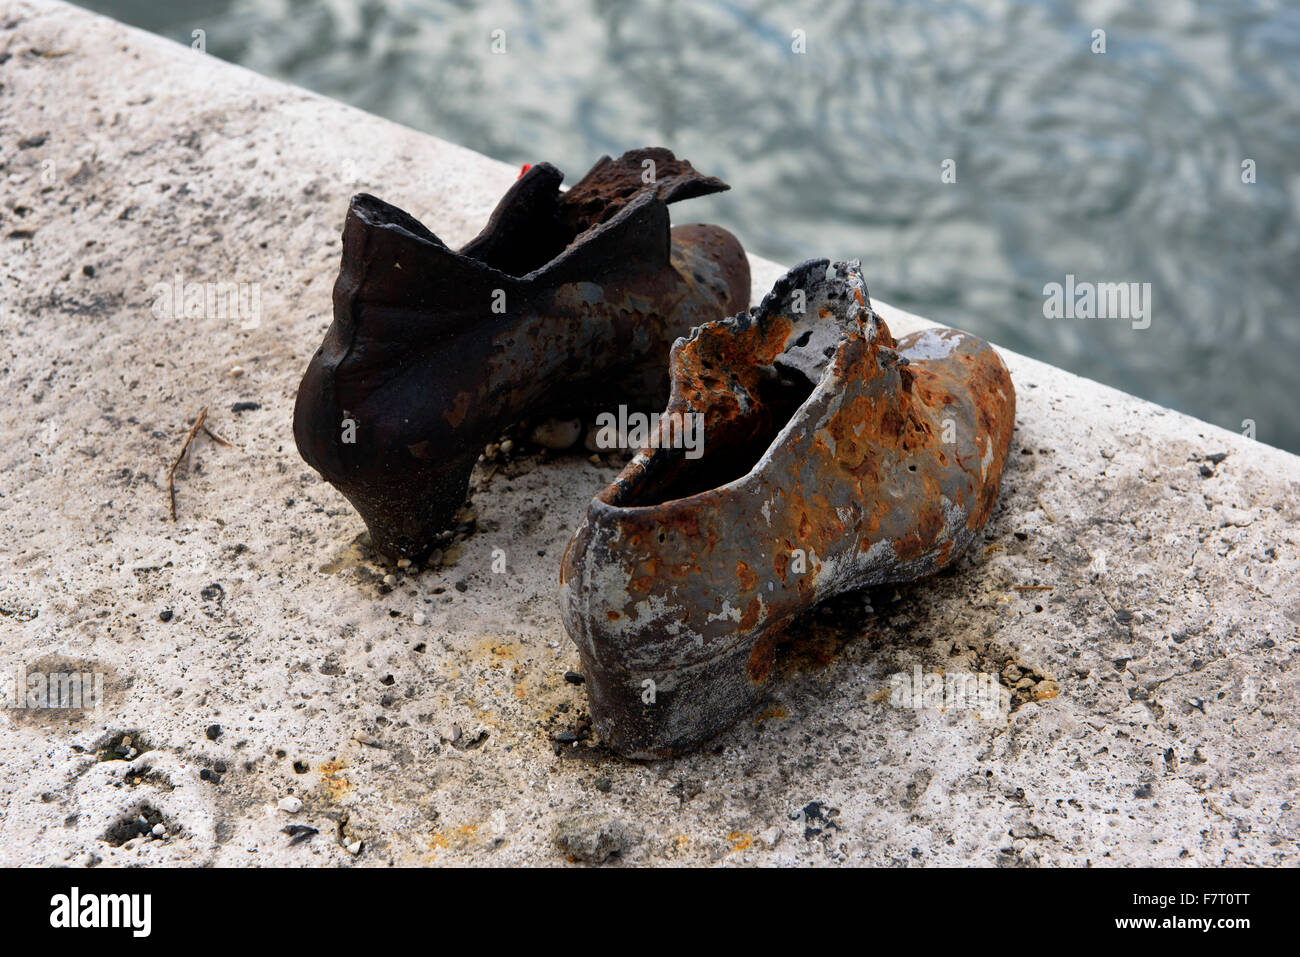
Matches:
[[77, 0, 1300, 452]]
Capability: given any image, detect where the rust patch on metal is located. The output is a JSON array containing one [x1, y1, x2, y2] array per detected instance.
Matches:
[[560, 260, 1016, 758]]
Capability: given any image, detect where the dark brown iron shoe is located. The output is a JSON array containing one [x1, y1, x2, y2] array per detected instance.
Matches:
[[559, 260, 1015, 758], [293, 148, 749, 560]]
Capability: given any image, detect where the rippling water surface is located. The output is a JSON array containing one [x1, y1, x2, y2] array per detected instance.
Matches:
[[79, 0, 1300, 452]]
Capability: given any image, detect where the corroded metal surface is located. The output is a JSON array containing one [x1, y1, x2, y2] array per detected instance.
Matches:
[[560, 260, 1016, 758], [293, 148, 750, 560]]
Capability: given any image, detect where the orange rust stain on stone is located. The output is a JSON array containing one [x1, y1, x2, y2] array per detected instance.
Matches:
[[739, 596, 762, 630], [736, 561, 758, 593], [1032, 681, 1060, 701], [320, 759, 349, 798], [728, 831, 754, 852], [753, 703, 787, 723]]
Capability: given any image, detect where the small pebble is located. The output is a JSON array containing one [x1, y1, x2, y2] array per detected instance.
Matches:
[[229, 366, 244, 377], [413, 611, 427, 626], [151, 824, 165, 838], [383, 574, 397, 586], [530, 417, 582, 450], [205, 724, 222, 741], [499, 439, 514, 454], [397, 558, 411, 569], [347, 840, 363, 856], [278, 796, 303, 814]]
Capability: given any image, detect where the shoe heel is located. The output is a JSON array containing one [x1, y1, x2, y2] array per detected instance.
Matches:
[[330, 448, 480, 562], [577, 638, 766, 759]]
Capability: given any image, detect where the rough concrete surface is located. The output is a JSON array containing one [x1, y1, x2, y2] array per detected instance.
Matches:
[[1, 0, 1297, 867]]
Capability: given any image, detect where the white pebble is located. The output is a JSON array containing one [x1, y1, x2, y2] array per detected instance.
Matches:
[[397, 558, 411, 568], [347, 840, 363, 856], [383, 574, 397, 586], [413, 611, 427, 626], [277, 796, 303, 814], [229, 366, 244, 377], [151, 824, 165, 838], [530, 417, 582, 450]]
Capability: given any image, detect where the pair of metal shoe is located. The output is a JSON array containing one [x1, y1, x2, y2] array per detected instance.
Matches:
[[294, 148, 1015, 758]]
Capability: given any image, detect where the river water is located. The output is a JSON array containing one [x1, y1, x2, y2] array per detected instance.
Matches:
[[77, 0, 1300, 452]]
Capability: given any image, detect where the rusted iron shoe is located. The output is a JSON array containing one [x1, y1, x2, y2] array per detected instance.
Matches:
[[293, 148, 749, 560], [560, 260, 1016, 758]]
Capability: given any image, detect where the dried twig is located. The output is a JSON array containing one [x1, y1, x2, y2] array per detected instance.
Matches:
[[1014, 585, 1054, 592], [168, 406, 209, 521], [202, 423, 232, 447]]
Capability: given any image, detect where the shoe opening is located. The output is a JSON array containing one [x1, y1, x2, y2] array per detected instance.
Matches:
[[457, 165, 576, 276], [629, 364, 811, 504], [608, 365, 817, 509], [600, 260, 875, 510], [458, 160, 668, 278]]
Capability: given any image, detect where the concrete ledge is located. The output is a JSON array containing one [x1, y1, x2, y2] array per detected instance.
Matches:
[[2, 0, 1298, 866]]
